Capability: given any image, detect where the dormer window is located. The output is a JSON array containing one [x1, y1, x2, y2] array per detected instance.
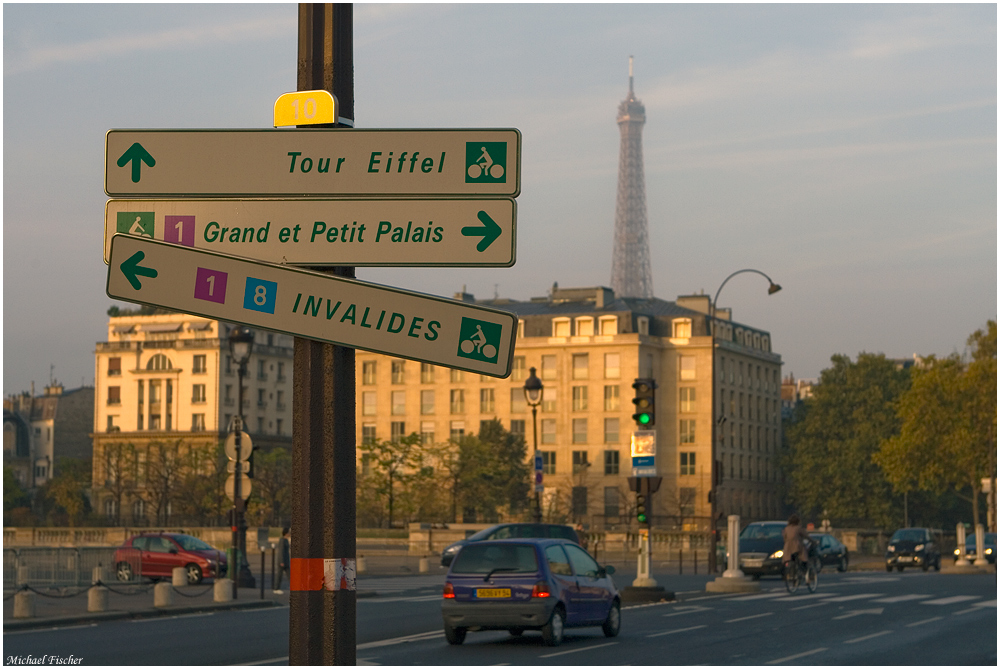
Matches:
[[672, 319, 692, 338], [599, 316, 618, 335], [552, 318, 571, 337], [575, 317, 594, 336], [637, 316, 649, 336]]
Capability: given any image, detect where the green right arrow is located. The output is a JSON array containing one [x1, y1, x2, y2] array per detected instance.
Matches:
[[117, 142, 156, 183], [461, 210, 502, 252], [120, 250, 158, 290]]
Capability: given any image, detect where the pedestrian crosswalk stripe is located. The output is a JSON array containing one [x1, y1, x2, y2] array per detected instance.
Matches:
[[823, 593, 883, 602], [973, 599, 997, 607]]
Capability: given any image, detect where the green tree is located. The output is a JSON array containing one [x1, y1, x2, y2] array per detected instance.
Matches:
[[784, 353, 910, 528], [40, 458, 92, 526], [249, 447, 292, 526], [358, 433, 424, 528], [101, 442, 138, 526], [876, 321, 997, 529], [450, 419, 530, 523], [4, 466, 32, 521]]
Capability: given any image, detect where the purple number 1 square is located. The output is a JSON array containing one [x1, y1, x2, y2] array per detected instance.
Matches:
[[164, 215, 196, 247], [194, 267, 227, 304]]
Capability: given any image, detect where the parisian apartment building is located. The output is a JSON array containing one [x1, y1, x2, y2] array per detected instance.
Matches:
[[355, 285, 785, 530], [91, 311, 293, 523]]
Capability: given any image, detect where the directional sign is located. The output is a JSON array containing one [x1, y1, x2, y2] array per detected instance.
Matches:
[[105, 129, 521, 197], [104, 198, 516, 267], [631, 430, 657, 477], [106, 235, 518, 378]]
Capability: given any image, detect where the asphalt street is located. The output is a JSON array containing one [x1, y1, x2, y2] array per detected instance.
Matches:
[[4, 571, 995, 665]]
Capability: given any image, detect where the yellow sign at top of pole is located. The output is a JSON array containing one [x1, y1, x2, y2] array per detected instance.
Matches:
[[274, 90, 338, 127]]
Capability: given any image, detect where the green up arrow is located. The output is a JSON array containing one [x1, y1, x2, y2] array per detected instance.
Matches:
[[120, 250, 158, 290], [116, 142, 156, 183], [461, 210, 502, 252]]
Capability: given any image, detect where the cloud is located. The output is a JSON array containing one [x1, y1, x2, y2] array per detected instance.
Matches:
[[5, 15, 296, 76]]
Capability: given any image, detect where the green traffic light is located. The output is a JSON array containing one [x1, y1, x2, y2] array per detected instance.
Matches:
[[638, 413, 651, 425], [637, 513, 647, 523]]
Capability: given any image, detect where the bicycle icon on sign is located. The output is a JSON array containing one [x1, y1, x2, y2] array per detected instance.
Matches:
[[467, 146, 505, 180], [459, 323, 497, 360]]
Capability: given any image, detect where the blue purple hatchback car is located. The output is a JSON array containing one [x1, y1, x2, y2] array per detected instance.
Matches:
[[441, 538, 620, 646]]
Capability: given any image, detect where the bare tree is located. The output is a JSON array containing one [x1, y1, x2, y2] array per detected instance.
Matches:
[[102, 442, 137, 526]]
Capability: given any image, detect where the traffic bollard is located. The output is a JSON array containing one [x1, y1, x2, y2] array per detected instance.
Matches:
[[214, 578, 233, 602], [13, 591, 36, 618], [172, 567, 187, 587], [358, 555, 367, 575], [88, 585, 108, 612], [419, 557, 429, 574], [154, 582, 173, 608]]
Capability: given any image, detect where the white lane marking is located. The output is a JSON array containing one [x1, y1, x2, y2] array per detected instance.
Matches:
[[237, 657, 288, 666], [773, 592, 837, 602], [842, 576, 899, 583], [824, 593, 883, 602], [4, 623, 98, 635], [921, 595, 981, 606], [663, 605, 713, 617], [872, 594, 932, 603], [360, 594, 443, 603], [953, 608, 983, 616], [623, 600, 675, 610], [832, 607, 883, 620], [906, 616, 943, 627], [728, 592, 788, 601], [357, 630, 444, 650], [647, 624, 707, 638], [239, 605, 289, 612], [789, 602, 829, 611], [765, 647, 828, 664], [974, 600, 997, 607], [725, 612, 774, 623], [844, 630, 892, 644], [539, 641, 618, 658]]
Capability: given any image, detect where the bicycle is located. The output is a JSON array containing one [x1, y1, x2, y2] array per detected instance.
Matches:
[[783, 553, 818, 594]]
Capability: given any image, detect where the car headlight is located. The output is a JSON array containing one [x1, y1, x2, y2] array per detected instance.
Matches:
[[769, 550, 783, 559], [987, 548, 993, 555], [444, 545, 459, 555], [888, 545, 895, 552], [954, 548, 961, 555]]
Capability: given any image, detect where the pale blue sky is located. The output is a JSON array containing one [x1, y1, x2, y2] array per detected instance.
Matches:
[[3, 3, 996, 393]]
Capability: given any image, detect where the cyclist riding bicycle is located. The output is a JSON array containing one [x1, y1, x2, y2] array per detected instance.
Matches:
[[782, 514, 813, 569]]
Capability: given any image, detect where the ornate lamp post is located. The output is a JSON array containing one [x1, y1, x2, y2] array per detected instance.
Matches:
[[708, 270, 781, 574], [523, 367, 544, 522], [228, 325, 256, 592]]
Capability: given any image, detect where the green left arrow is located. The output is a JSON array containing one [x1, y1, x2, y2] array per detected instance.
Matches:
[[120, 250, 158, 290], [117, 142, 156, 183], [461, 210, 502, 252]]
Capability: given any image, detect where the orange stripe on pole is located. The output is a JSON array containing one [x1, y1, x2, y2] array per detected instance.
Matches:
[[290, 558, 325, 591]]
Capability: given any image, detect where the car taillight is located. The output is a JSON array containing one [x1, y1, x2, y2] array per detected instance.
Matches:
[[443, 582, 455, 599], [531, 581, 551, 598]]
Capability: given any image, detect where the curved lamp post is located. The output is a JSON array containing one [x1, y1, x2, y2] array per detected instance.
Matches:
[[228, 325, 256, 593], [523, 367, 543, 522], [708, 270, 781, 574]]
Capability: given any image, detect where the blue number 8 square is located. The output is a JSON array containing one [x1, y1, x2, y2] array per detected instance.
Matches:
[[243, 277, 277, 314]]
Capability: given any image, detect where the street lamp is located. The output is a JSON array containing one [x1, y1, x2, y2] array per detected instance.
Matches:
[[228, 325, 256, 593], [708, 270, 781, 574], [523, 367, 543, 522]]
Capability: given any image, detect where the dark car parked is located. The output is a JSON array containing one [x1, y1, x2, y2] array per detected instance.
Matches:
[[735, 521, 788, 579], [885, 527, 941, 572], [953, 532, 996, 564], [439, 523, 581, 567], [441, 538, 619, 646], [809, 532, 849, 572], [114, 532, 227, 584]]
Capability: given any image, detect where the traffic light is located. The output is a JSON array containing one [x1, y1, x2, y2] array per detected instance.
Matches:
[[636, 492, 648, 525], [632, 378, 656, 427]]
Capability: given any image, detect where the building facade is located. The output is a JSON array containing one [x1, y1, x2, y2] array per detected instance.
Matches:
[[91, 311, 293, 524], [3, 383, 94, 490], [355, 285, 784, 530]]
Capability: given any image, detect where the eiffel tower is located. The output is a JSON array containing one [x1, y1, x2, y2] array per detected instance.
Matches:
[[609, 56, 653, 299]]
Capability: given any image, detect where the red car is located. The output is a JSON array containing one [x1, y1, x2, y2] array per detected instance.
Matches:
[[114, 532, 227, 585]]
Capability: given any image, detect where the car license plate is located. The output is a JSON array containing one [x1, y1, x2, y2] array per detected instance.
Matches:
[[742, 559, 763, 567], [899, 556, 913, 562], [476, 588, 511, 598]]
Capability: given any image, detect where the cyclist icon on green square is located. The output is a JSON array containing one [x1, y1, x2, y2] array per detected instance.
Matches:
[[117, 212, 154, 238], [457, 318, 502, 363], [466, 142, 507, 183]]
